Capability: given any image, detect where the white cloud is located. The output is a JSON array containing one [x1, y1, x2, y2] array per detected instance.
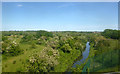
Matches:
[[17, 4, 23, 7]]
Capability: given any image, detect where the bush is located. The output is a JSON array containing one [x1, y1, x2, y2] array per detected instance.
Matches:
[[2, 36, 8, 41], [26, 56, 55, 72], [2, 42, 24, 56], [9, 44, 23, 56], [5, 64, 7, 68], [30, 43, 36, 49], [16, 68, 23, 72], [20, 34, 34, 43], [13, 60, 16, 64], [60, 44, 71, 53]]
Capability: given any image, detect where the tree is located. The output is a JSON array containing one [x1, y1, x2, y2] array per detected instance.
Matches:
[[26, 49, 58, 72], [102, 29, 119, 39], [60, 44, 72, 53], [8, 43, 23, 56], [2, 40, 23, 56], [2, 36, 8, 41], [36, 30, 53, 38], [20, 34, 34, 43]]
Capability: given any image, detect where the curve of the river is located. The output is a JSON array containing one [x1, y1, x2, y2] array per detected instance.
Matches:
[[72, 42, 90, 68]]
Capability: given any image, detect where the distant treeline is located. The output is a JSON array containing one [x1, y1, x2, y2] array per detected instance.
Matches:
[[36, 30, 53, 38], [2, 29, 120, 40], [101, 29, 120, 39], [2, 31, 36, 36], [2, 30, 97, 36]]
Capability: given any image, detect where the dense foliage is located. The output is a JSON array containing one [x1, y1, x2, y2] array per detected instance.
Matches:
[[101, 29, 119, 39], [26, 47, 59, 72], [2, 38, 23, 57], [36, 30, 53, 38], [2, 29, 119, 72]]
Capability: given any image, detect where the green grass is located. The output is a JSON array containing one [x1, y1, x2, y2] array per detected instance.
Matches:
[[89, 39, 119, 72], [97, 66, 119, 72], [2, 43, 45, 72]]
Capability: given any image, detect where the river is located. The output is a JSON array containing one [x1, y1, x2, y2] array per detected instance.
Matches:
[[72, 42, 90, 68]]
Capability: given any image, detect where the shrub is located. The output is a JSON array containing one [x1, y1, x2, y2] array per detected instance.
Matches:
[[16, 68, 23, 72], [60, 44, 71, 53], [13, 60, 16, 64], [30, 43, 36, 49], [9, 44, 23, 56], [5, 64, 7, 68], [20, 34, 34, 43]]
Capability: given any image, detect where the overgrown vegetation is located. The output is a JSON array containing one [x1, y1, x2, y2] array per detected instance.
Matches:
[[1, 29, 119, 72], [67, 29, 119, 72], [101, 29, 120, 39]]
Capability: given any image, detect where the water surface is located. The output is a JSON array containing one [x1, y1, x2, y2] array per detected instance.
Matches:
[[72, 42, 90, 68]]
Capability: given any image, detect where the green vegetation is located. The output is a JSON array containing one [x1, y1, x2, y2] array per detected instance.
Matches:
[[1, 29, 119, 72], [2, 38, 23, 58], [36, 30, 53, 38], [101, 29, 120, 39], [66, 29, 119, 72]]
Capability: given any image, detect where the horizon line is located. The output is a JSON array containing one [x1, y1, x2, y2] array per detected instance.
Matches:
[[1, 29, 119, 32]]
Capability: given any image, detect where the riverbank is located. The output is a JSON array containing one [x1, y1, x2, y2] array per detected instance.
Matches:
[[65, 54, 83, 72], [66, 42, 90, 72]]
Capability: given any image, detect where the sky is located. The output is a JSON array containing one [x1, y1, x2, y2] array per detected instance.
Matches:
[[2, 2, 118, 31]]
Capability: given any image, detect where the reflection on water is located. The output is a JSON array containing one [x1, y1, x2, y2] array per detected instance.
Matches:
[[72, 42, 90, 68]]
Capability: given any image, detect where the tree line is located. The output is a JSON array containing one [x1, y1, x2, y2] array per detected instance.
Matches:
[[101, 29, 120, 39]]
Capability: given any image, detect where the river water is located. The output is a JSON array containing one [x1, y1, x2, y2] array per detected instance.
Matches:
[[72, 42, 90, 68]]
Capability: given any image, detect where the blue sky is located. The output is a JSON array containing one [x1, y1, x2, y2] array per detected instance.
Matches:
[[2, 2, 118, 31]]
